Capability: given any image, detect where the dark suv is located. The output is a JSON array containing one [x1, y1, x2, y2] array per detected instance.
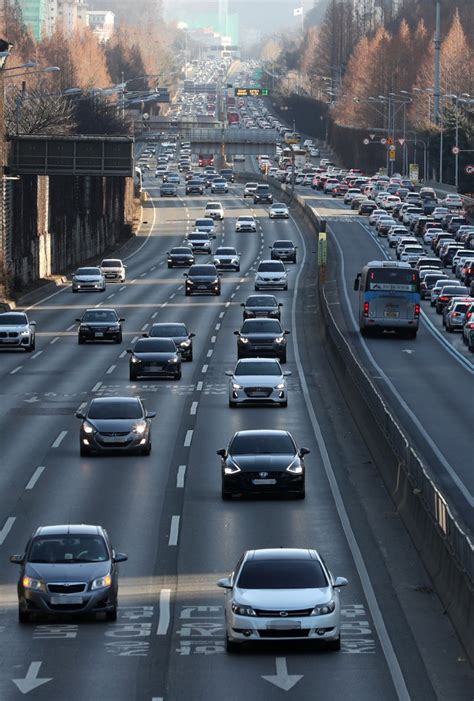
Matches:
[[253, 184, 273, 204], [184, 264, 222, 296]]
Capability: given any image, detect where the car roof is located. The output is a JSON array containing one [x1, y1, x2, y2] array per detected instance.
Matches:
[[34, 524, 103, 537], [236, 357, 280, 365], [90, 396, 141, 405], [246, 548, 315, 561]]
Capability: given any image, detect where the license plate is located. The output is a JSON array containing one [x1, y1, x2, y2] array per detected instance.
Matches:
[[267, 620, 300, 630], [95, 332, 104, 337], [384, 310, 400, 318], [252, 479, 276, 485], [101, 435, 128, 443], [50, 596, 83, 605], [105, 274, 115, 278], [249, 391, 267, 397], [197, 285, 208, 289]]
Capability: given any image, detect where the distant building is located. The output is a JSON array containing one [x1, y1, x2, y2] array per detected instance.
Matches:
[[18, 0, 47, 39], [55, 0, 88, 34], [86, 10, 115, 42]]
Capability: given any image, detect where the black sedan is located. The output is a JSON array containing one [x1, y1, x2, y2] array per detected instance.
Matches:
[[218, 430, 308, 499], [76, 397, 155, 456], [186, 180, 204, 195], [270, 240, 297, 263], [184, 264, 222, 296], [241, 295, 282, 320], [128, 338, 181, 380], [76, 308, 124, 344], [234, 319, 290, 363], [10, 524, 127, 622], [145, 322, 195, 361], [167, 247, 194, 268]]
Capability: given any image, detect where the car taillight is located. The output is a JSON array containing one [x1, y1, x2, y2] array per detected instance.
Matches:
[[439, 296, 448, 301], [414, 304, 420, 317], [363, 302, 369, 317]]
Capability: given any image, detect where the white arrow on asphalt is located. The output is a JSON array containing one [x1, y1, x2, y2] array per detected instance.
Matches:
[[12, 662, 52, 694], [262, 657, 303, 691], [24, 396, 40, 403], [402, 349, 414, 354]]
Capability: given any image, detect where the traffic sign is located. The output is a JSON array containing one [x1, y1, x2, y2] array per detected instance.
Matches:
[[452, 146, 460, 155], [369, 133, 375, 140], [363, 138, 370, 145], [389, 145, 396, 152], [235, 88, 269, 97], [465, 165, 474, 175], [380, 138, 387, 145], [398, 138, 405, 146], [387, 137, 394, 145], [389, 149, 396, 161]]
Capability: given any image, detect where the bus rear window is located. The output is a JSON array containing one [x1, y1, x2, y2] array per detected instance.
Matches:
[[366, 269, 419, 292]]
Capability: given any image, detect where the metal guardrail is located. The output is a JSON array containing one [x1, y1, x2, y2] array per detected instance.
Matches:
[[182, 128, 278, 144]]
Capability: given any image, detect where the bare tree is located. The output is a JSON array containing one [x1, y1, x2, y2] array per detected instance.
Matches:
[[5, 86, 75, 136]]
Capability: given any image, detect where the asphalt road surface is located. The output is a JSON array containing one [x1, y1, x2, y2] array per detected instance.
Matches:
[[0, 172, 472, 700]]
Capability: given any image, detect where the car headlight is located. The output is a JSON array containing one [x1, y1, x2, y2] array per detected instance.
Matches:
[[186, 279, 194, 285], [91, 573, 112, 590], [180, 340, 191, 348], [83, 421, 95, 434], [286, 457, 303, 474], [239, 337, 249, 344], [232, 382, 243, 390], [231, 603, 256, 616], [224, 460, 241, 475], [22, 576, 44, 591], [214, 259, 221, 264], [133, 421, 147, 434], [311, 599, 335, 616], [20, 329, 30, 336], [131, 356, 141, 363], [212, 279, 219, 285], [276, 382, 286, 390], [169, 357, 178, 363], [275, 336, 285, 344]]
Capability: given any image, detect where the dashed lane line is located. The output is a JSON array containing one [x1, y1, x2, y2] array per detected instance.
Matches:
[[202, 364, 208, 374], [106, 365, 116, 374], [156, 589, 171, 635], [50, 337, 60, 345], [168, 516, 180, 546], [0, 517, 16, 545], [184, 430, 193, 447], [31, 351, 43, 359], [52, 430, 67, 448], [196, 381, 203, 391], [10, 366, 22, 375], [177, 465, 186, 488], [92, 381, 102, 392], [190, 401, 198, 415], [26, 466, 46, 490]]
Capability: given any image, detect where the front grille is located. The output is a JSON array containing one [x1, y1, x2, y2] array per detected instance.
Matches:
[[48, 583, 86, 594], [249, 339, 274, 345], [48, 604, 85, 611], [254, 608, 313, 617], [100, 431, 129, 437], [259, 629, 309, 638], [244, 388, 272, 398], [0, 331, 19, 338]]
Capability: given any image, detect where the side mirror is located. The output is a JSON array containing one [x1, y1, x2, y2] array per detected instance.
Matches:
[[29, 320, 37, 326], [240, 303, 245, 307], [219, 273, 223, 277], [126, 349, 133, 354], [183, 273, 188, 277], [75, 412, 85, 419], [141, 333, 149, 337], [113, 553, 128, 563], [217, 577, 232, 589], [123, 265, 127, 268], [334, 576, 349, 588], [233, 330, 239, 335], [299, 447, 310, 457], [10, 554, 24, 564], [224, 371, 233, 376], [216, 449, 227, 458], [284, 330, 290, 335], [146, 411, 157, 419], [354, 275, 360, 291], [278, 303, 283, 306], [283, 370, 292, 376], [119, 318, 125, 322], [75, 318, 81, 322]]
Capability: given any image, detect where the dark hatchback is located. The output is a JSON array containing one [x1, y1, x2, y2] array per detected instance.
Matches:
[[234, 318, 290, 363], [167, 246, 194, 268], [241, 295, 282, 320], [76, 396, 155, 456], [128, 337, 181, 380], [218, 430, 308, 499], [145, 322, 195, 361], [358, 201, 377, 215], [270, 240, 297, 263], [253, 184, 273, 204], [184, 264, 222, 296], [11, 524, 127, 622], [76, 308, 124, 344], [435, 285, 470, 313], [220, 168, 235, 183]]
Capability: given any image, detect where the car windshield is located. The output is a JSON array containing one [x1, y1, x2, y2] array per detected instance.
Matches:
[[238, 217, 254, 222], [272, 203, 286, 208], [237, 559, 328, 589], [150, 324, 186, 337], [241, 320, 282, 334], [28, 535, 108, 563], [258, 262, 285, 272], [76, 268, 100, 275], [0, 314, 27, 325], [206, 205, 221, 211], [101, 260, 121, 268], [135, 339, 175, 352], [190, 266, 216, 276], [189, 234, 208, 240], [82, 311, 117, 322], [273, 241, 293, 248], [246, 296, 277, 307], [88, 400, 143, 419], [234, 361, 281, 376], [216, 248, 236, 255], [230, 432, 295, 455], [195, 219, 212, 227]]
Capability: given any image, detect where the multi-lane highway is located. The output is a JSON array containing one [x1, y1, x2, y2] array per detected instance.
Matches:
[[0, 169, 472, 700]]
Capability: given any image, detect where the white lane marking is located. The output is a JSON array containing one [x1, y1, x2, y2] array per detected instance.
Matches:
[[331, 228, 474, 505], [292, 215, 410, 700], [236, 285, 240, 290], [158, 261, 165, 266], [141, 323, 149, 331], [139, 272, 147, 277], [161, 302, 168, 308], [184, 430, 193, 447], [156, 589, 171, 635], [92, 381, 102, 392], [219, 312, 225, 319], [130, 279, 137, 284], [201, 364, 208, 373], [108, 293, 116, 299], [190, 401, 198, 415], [178, 285, 183, 291], [168, 516, 180, 546], [106, 364, 116, 374], [50, 337, 60, 345], [211, 336, 216, 343], [26, 466, 46, 490], [10, 366, 22, 375], [66, 324, 76, 331], [177, 464, 186, 488], [31, 351, 43, 359], [94, 301, 103, 307], [132, 336, 138, 344], [77, 402, 87, 413], [124, 195, 156, 262], [120, 285, 126, 291], [151, 312, 158, 319], [0, 517, 16, 545], [52, 430, 67, 448], [150, 266, 157, 271], [230, 293, 235, 299], [225, 302, 230, 308], [170, 293, 175, 299], [207, 349, 213, 358], [215, 323, 221, 331], [119, 350, 127, 359], [196, 381, 203, 391]]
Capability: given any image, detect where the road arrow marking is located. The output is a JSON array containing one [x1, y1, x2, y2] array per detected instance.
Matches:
[[24, 396, 40, 403], [12, 662, 52, 694], [262, 657, 303, 691], [402, 349, 414, 354]]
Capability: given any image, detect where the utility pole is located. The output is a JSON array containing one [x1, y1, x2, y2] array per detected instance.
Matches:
[[433, 0, 441, 124]]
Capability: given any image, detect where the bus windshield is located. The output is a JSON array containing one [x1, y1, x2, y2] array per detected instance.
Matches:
[[366, 268, 419, 293]]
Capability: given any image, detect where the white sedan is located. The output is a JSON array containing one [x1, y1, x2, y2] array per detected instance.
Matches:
[[225, 358, 290, 407], [235, 216, 257, 232], [268, 203, 289, 219], [254, 260, 288, 290], [218, 548, 348, 651], [100, 258, 126, 283]]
